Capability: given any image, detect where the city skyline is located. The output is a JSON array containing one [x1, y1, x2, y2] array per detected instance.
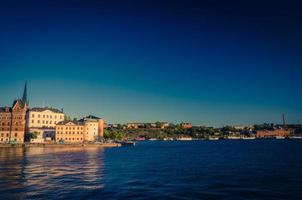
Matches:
[[1, 0, 302, 126]]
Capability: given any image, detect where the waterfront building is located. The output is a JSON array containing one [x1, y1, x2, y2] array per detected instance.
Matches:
[[28, 127, 56, 143], [256, 128, 292, 138], [26, 107, 65, 143], [26, 107, 64, 128], [55, 115, 104, 143], [0, 83, 28, 144]]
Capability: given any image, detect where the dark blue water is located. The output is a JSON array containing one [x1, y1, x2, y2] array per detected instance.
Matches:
[[0, 140, 302, 200]]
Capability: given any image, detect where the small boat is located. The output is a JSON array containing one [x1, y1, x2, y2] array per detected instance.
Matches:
[[276, 136, 285, 139], [227, 136, 241, 140], [177, 137, 193, 141], [135, 137, 145, 141], [289, 136, 302, 139], [120, 141, 136, 146], [242, 137, 256, 140], [209, 137, 219, 140]]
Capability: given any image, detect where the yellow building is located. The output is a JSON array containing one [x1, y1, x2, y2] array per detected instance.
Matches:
[[55, 115, 104, 143], [56, 121, 84, 143]]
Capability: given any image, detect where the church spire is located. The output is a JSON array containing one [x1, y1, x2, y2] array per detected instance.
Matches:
[[22, 81, 28, 104]]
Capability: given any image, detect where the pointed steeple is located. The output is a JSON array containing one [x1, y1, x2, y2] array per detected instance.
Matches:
[[22, 81, 28, 104]]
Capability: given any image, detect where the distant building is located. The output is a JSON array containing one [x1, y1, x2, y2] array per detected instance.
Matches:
[[55, 115, 104, 143], [161, 122, 171, 129], [0, 82, 28, 144], [180, 122, 192, 129], [256, 128, 292, 138], [126, 123, 144, 129]]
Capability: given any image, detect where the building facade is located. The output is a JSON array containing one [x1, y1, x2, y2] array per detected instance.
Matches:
[[180, 122, 193, 129], [26, 107, 65, 143], [55, 115, 104, 143], [0, 83, 28, 144], [26, 107, 64, 129], [256, 128, 292, 138]]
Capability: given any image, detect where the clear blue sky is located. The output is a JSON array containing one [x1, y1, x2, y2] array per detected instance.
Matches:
[[0, 0, 301, 126]]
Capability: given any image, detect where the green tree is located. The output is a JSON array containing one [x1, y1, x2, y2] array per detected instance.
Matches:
[[25, 131, 39, 142]]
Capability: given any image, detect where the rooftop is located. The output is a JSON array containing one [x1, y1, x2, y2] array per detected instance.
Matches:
[[30, 107, 64, 113]]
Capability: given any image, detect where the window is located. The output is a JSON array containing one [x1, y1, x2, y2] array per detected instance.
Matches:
[[32, 120, 34, 123], [38, 114, 40, 118], [32, 114, 35, 118], [38, 120, 40, 123], [15, 133, 17, 137]]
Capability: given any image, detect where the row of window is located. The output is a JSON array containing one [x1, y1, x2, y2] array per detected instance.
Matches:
[[57, 138, 83, 141], [0, 133, 18, 137], [1, 122, 22, 126], [1, 128, 21, 131], [31, 120, 59, 125], [57, 132, 83, 135], [57, 126, 83, 130], [0, 116, 23, 120], [0, 138, 19, 142], [31, 114, 63, 119]]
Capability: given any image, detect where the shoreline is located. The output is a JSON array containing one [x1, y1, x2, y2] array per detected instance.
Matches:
[[0, 143, 121, 148]]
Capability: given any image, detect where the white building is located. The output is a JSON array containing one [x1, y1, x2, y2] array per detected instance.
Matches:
[[26, 107, 65, 143], [27, 107, 65, 128]]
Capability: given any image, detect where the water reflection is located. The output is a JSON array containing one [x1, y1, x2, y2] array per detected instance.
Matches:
[[0, 147, 104, 199]]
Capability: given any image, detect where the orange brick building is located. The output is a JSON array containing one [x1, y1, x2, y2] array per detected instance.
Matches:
[[256, 128, 292, 138], [0, 83, 28, 144]]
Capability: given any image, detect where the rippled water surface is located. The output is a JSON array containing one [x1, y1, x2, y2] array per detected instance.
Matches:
[[1, 140, 302, 200]]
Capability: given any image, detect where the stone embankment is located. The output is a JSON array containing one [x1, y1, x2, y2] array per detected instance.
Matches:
[[0, 143, 121, 148]]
